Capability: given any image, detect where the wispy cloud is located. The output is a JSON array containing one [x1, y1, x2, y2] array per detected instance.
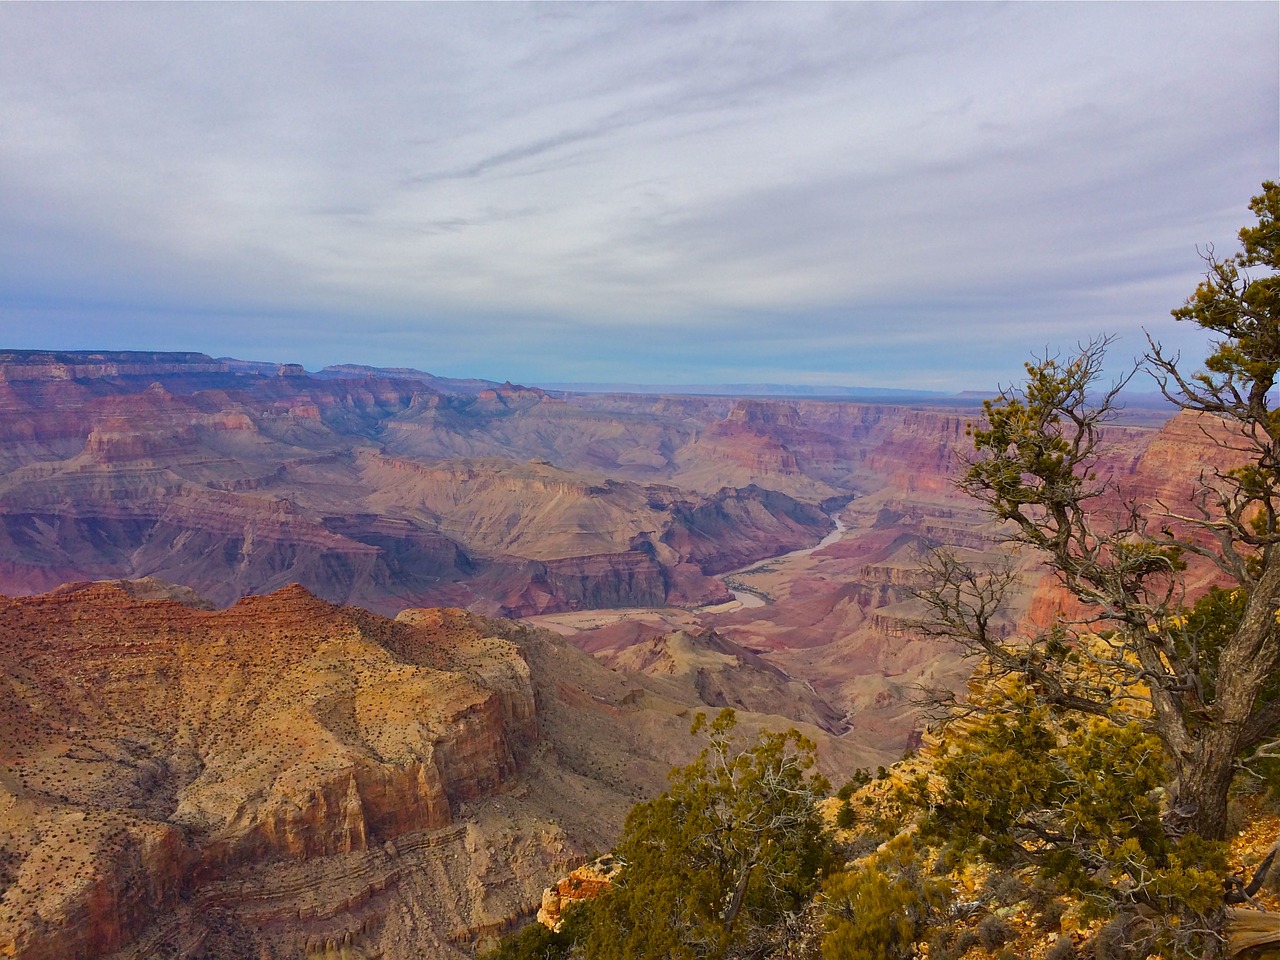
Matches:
[[0, 2, 1275, 389]]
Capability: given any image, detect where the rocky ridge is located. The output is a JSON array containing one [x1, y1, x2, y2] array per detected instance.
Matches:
[[0, 580, 871, 960], [0, 356, 839, 616]]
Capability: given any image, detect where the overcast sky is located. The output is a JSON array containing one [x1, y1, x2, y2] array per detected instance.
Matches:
[[1, 3, 1276, 390]]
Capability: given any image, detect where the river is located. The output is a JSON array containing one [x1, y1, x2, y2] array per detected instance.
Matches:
[[717, 511, 848, 609]]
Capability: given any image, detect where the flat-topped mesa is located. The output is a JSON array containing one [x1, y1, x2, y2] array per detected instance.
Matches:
[[722, 397, 804, 428], [472, 381, 548, 406], [316, 363, 505, 395], [0, 350, 229, 381]]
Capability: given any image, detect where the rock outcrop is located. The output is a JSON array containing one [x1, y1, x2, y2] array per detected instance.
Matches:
[[0, 580, 870, 960], [0, 583, 537, 959], [535, 855, 622, 931]]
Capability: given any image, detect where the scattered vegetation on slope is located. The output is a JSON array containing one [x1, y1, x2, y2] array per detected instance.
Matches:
[[484, 708, 833, 960]]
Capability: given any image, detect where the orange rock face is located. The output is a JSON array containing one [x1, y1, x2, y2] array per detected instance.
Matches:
[[535, 855, 623, 930], [0, 583, 536, 959]]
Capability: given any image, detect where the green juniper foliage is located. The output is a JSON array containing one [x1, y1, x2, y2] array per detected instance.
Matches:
[[579, 710, 832, 960], [918, 680, 1226, 919], [483, 708, 832, 960], [821, 835, 948, 960], [480, 914, 578, 960], [894, 182, 1280, 957]]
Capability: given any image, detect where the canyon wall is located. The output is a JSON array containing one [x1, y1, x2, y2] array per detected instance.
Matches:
[[0, 580, 871, 960], [0, 358, 840, 616], [0, 583, 536, 959]]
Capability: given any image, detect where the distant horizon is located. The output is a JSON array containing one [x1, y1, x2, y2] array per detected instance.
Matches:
[[1, 344, 1189, 409], [2, 345, 980, 394]]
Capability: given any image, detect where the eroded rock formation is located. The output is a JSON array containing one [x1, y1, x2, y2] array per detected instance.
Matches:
[[0, 355, 838, 616], [536, 855, 622, 931], [0, 580, 870, 960], [0, 583, 536, 959]]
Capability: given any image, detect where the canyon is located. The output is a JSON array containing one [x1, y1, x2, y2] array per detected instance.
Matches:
[[0, 580, 873, 959], [0, 350, 1229, 959], [0, 352, 836, 616]]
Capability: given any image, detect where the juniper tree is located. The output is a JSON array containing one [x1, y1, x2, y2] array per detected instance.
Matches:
[[911, 181, 1280, 957], [481, 709, 832, 960], [577, 709, 832, 960], [911, 182, 1280, 952]]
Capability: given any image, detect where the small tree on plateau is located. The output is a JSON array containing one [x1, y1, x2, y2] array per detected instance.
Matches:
[[578, 709, 831, 960], [914, 183, 1280, 949]]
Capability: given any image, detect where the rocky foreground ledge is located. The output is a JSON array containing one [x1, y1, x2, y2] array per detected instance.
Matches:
[[0, 580, 870, 959], [0, 582, 540, 959]]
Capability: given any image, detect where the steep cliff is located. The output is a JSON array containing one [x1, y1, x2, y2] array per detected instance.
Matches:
[[0, 361, 834, 616], [0, 581, 870, 960], [0, 583, 537, 959], [0, 351, 229, 382]]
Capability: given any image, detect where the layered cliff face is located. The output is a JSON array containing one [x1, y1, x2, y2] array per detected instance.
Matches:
[[0, 350, 229, 382], [0, 359, 836, 616], [0, 580, 871, 960], [0, 583, 537, 959], [0, 353, 998, 624]]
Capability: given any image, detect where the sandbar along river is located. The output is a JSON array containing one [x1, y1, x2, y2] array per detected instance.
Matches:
[[720, 511, 848, 608]]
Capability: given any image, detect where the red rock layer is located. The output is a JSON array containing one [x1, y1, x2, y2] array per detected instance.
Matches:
[[0, 372, 839, 616]]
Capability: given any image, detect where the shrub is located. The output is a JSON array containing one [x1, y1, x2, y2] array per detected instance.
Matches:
[[821, 836, 948, 960], [976, 913, 1012, 950], [835, 802, 856, 829], [577, 709, 832, 960]]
